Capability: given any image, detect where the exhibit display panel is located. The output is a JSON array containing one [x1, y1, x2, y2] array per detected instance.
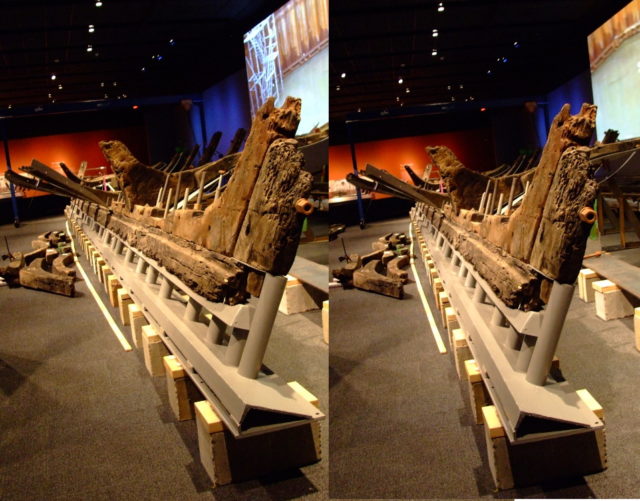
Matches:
[[589, 0, 640, 139]]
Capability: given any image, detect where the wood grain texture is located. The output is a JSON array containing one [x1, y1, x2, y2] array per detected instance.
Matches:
[[234, 138, 312, 275], [203, 97, 301, 255], [529, 147, 597, 282]]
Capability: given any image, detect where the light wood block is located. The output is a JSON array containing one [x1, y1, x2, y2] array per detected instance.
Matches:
[[287, 381, 320, 408], [96, 258, 106, 282], [107, 275, 121, 307], [164, 355, 200, 421], [195, 401, 232, 486], [465, 359, 490, 424], [593, 280, 634, 320], [128, 303, 147, 349], [578, 268, 599, 302], [452, 328, 471, 380], [142, 324, 169, 376], [439, 291, 450, 325], [431, 278, 444, 309], [90, 249, 100, 273], [482, 405, 514, 490], [101, 265, 111, 290], [278, 276, 320, 315], [576, 388, 604, 420], [445, 307, 459, 350], [322, 300, 329, 345], [117, 288, 133, 325]]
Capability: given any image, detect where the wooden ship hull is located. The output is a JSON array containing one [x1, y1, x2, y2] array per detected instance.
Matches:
[[349, 103, 607, 484], [20, 96, 324, 438]]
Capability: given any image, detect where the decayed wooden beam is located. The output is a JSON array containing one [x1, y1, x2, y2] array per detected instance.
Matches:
[[233, 138, 312, 277], [199, 131, 222, 166], [203, 97, 302, 255], [353, 260, 404, 299], [529, 147, 598, 283], [19, 257, 75, 297], [507, 103, 596, 263], [225, 127, 247, 155]]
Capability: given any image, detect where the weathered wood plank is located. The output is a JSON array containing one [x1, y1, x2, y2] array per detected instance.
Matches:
[[353, 260, 404, 299], [203, 97, 302, 255], [233, 138, 312, 275], [530, 147, 598, 282]]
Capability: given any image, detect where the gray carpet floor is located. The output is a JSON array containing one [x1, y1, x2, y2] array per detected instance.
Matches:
[[329, 216, 640, 499], [0, 215, 327, 501]]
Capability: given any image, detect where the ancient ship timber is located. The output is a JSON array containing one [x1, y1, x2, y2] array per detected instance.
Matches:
[[17, 97, 323, 437], [349, 104, 605, 461]]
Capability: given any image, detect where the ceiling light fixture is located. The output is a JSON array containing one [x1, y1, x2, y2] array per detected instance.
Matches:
[[432, 48, 438, 56], [513, 41, 520, 48], [88, 24, 95, 33], [336, 85, 341, 91], [100, 82, 105, 87], [50, 73, 56, 80], [406, 87, 410, 93], [432, 29, 438, 37], [95, 0, 103, 6], [169, 39, 176, 46], [396, 96, 400, 102], [87, 44, 93, 52], [340, 72, 346, 78], [438, 2, 445, 12], [481, 107, 487, 112], [398, 77, 403, 84], [8, 104, 12, 109], [141, 66, 146, 72], [132, 105, 139, 110], [58, 84, 63, 90]]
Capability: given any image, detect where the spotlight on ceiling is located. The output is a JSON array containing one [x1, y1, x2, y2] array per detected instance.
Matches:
[[481, 107, 487, 112], [88, 24, 95, 33], [432, 29, 439, 37], [169, 39, 176, 46], [438, 2, 444, 12], [396, 96, 400, 102], [398, 77, 404, 84], [432, 48, 438, 56], [340, 72, 346, 78], [513, 41, 520, 48], [58, 84, 63, 90], [95, 0, 103, 6], [406, 87, 410, 93], [87, 44, 93, 52], [132, 105, 139, 110], [336, 85, 341, 91], [50, 73, 56, 80]]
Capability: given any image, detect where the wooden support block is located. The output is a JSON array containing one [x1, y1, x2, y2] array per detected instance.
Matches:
[[429, 267, 438, 284], [635, 308, 640, 352], [576, 388, 604, 420], [465, 359, 490, 425], [322, 300, 329, 345], [96, 258, 106, 282], [90, 249, 99, 272], [194, 400, 233, 487], [593, 280, 634, 320], [101, 265, 111, 289], [482, 405, 514, 490], [117, 288, 133, 325], [278, 275, 320, 315], [287, 381, 320, 408], [445, 305, 459, 332], [107, 275, 121, 307], [128, 303, 147, 349], [164, 355, 200, 421], [438, 291, 451, 325], [578, 268, 599, 302], [432, 277, 444, 302], [142, 324, 169, 376], [194, 393, 322, 487], [452, 328, 472, 380]]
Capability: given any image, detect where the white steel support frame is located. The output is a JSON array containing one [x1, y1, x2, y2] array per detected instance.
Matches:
[[411, 204, 603, 444], [67, 203, 323, 438]]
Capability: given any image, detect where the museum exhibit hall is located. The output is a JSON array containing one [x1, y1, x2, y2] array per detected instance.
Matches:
[[329, 0, 640, 499], [0, 0, 329, 500], [3, 0, 640, 500]]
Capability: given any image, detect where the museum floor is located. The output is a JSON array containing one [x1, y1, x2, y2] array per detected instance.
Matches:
[[0, 215, 327, 501], [329, 216, 640, 499]]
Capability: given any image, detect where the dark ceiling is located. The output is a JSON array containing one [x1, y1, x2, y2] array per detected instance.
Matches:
[[330, 0, 631, 120], [0, 0, 286, 109]]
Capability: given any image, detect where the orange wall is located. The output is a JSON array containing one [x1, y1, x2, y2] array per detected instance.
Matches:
[[0, 126, 147, 197], [329, 128, 496, 188]]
